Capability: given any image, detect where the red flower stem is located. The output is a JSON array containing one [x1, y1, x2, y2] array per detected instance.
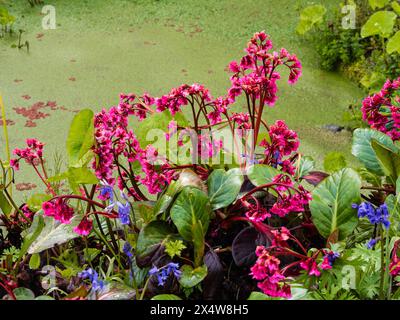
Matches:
[[0, 280, 16, 300], [50, 195, 117, 216], [32, 164, 55, 196]]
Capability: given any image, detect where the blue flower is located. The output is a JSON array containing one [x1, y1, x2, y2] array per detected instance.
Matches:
[[326, 251, 340, 265], [99, 181, 114, 203], [79, 268, 105, 292], [117, 202, 130, 225], [123, 242, 133, 259], [367, 238, 378, 250], [353, 202, 390, 230], [148, 263, 182, 287]]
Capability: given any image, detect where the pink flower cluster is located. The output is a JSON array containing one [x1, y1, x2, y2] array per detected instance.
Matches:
[[260, 120, 299, 174], [93, 103, 175, 195], [362, 77, 400, 141], [270, 179, 312, 218], [300, 250, 340, 276], [227, 31, 302, 106], [42, 199, 93, 236], [250, 246, 291, 298], [10, 138, 44, 171]]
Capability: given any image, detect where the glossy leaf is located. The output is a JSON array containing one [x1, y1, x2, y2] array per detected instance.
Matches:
[[136, 221, 177, 258], [66, 109, 94, 167], [207, 168, 243, 210], [178, 264, 208, 288], [371, 139, 400, 183], [247, 164, 280, 187], [170, 187, 211, 242], [27, 214, 83, 254], [310, 168, 361, 239], [352, 128, 398, 176]]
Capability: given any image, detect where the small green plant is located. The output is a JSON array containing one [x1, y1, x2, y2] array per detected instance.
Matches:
[[0, 6, 15, 38]]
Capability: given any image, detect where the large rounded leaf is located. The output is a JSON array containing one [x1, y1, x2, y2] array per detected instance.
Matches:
[[136, 221, 177, 258], [310, 168, 361, 240], [170, 187, 211, 241], [207, 168, 243, 210], [352, 128, 398, 176], [247, 164, 280, 186], [361, 11, 397, 38]]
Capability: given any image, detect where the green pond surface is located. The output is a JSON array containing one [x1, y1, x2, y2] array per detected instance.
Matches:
[[0, 0, 365, 200]]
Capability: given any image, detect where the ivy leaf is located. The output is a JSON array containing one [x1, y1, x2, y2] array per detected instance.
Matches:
[[66, 109, 94, 167], [178, 265, 208, 288], [361, 11, 397, 38], [387, 30, 400, 54], [296, 5, 327, 35], [310, 168, 361, 239], [207, 168, 243, 210]]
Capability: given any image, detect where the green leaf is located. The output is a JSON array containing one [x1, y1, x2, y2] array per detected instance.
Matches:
[[392, 1, 400, 15], [369, 0, 390, 9], [0, 191, 11, 215], [178, 264, 208, 288], [27, 193, 52, 212], [192, 218, 206, 267], [19, 213, 45, 259], [27, 213, 83, 254], [170, 187, 211, 242], [13, 288, 35, 300], [207, 168, 243, 210], [352, 128, 398, 176], [323, 152, 347, 173], [83, 248, 101, 262], [295, 156, 315, 179], [387, 31, 400, 54], [67, 167, 98, 185], [371, 139, 400, 182], [135, 109, 188, 149], [66, 109, 94, 167], [35, 295, 55, 300], [136, 221, 177, 258], [151, 294, 182, 300], [296, 5, 327, 35], [247, 164, 280, 186], [361, 11, 397, 38], [29, 253, 41, 270], [165, 240, 186, 259], [153, 180, 183, 216], [310, 168, 361, 239], [248, 291, 276, 300]]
